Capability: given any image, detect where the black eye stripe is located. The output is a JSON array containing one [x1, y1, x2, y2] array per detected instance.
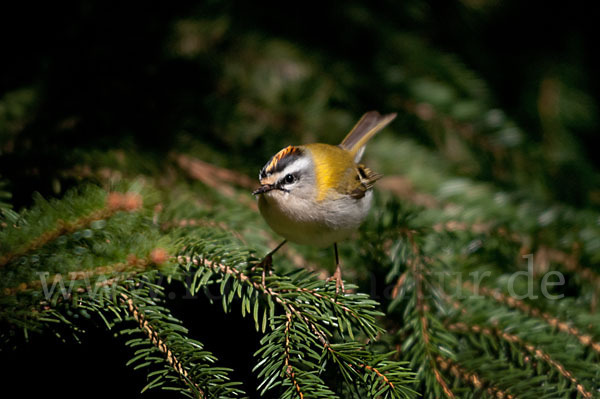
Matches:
[[276, 173, 298, 186]]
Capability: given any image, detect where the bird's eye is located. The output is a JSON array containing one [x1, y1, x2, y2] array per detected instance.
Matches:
[[284, 174, 295, 184]]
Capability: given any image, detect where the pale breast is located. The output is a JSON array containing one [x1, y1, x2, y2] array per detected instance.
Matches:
[[258, 190, 372, 247]]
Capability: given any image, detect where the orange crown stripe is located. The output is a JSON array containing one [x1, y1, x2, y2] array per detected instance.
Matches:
[[265, 145, 298, 173]]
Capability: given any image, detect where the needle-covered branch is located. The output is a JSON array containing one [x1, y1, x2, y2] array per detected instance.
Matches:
[[176, 237, 417, 398]]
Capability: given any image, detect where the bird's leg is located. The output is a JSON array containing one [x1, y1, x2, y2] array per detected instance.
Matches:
[[252, 240, 287, 288], [327, 243, 345, 294]]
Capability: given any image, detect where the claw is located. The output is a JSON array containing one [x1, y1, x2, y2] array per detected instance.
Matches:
[[327, 263, 345, 295], [251, 254, 273, 289], [329, 243, 345, 295]]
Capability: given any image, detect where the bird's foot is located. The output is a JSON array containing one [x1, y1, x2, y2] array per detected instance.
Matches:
[[327, 266, 345, 295], [251, 254, 273, 289]]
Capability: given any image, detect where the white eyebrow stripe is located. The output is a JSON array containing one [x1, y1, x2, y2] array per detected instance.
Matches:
[[280, 157, 311, 177], [270, 157, 311, 181]]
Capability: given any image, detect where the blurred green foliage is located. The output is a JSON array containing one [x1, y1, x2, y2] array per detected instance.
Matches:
[[1, 0, 599, 208]]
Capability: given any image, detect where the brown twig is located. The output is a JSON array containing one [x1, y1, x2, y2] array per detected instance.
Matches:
[[174, 153, 256, 190], [320, 341, 397, 393], [284, 311, 304, 399], [435, 355, 514, 399], [174, 153, 257, 210], [391, 271, 407, 300], [352, 362, 396, 392], [120, 292, 205, 398]]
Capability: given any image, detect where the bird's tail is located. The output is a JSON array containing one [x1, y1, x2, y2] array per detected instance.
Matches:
[[339, 111, 397, 162]]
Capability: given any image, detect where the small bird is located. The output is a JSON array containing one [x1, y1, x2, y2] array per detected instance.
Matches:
[[253, 111, 397, 293]]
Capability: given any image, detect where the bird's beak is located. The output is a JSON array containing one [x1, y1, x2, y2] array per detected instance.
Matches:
[[253, 184, 274, 195]]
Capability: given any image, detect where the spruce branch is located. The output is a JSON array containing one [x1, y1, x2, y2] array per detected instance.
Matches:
[[426, 208, 599, 301], [0, 190, 143, 268], [283, 311, 306, 399], [73, 275, 246, 398], [177, 244, 416, 398], [2, 248, 166, 296], [257, 314, 336, 399], [0, 184, 172, 342], [462, 281, 600, 355], [119, 291, 207, 398], [400, 229, 456, 399], [360, 196, 600, 397], [177, 253, 360, 345], [382, 171, 600, 313], [447, 322, 594, 399], [163, 215, 321, 275]]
